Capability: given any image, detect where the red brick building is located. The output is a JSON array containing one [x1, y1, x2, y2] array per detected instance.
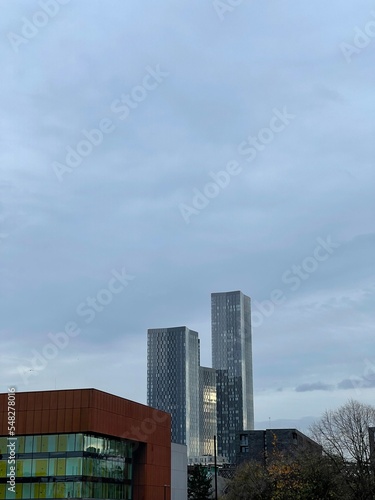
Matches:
[[0, 388, 171, 499]]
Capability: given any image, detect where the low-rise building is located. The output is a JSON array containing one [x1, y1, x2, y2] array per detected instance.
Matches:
[[0, 388, 171, 499], [236, 428, 322, 465]]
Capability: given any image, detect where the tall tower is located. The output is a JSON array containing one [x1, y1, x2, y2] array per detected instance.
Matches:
[[211, 290, 254, 463], [147, 326, 200, 459]]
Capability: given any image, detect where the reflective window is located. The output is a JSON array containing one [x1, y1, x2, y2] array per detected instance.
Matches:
[[47, 435, 57, 452], [25, 436, 33, 453], [33, 435, 42, 453], [66, 457, 82, 475], [66, 434, 76, 452]]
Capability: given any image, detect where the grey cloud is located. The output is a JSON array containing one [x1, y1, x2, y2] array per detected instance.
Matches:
[[295, 382, 334, 392]]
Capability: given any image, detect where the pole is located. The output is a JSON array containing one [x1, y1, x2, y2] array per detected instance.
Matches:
[[214, 435, 218, 500]]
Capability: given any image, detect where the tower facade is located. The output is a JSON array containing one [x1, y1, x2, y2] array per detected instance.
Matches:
[[211, 291, 254, 463], [147, 326, 200, 459], [199, 366, 217, 457]]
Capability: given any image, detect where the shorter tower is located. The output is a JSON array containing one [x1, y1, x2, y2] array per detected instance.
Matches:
[[147, 326, 200, 459], [199, 366, 217, 457]]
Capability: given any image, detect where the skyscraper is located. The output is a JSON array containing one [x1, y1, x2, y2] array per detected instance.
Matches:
[[199, 366, 217, 457], [147, 326, 200, 459], [211, 290, 254, 463]]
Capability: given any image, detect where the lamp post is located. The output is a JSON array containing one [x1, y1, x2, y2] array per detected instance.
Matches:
[[214, 435, 218, 500]]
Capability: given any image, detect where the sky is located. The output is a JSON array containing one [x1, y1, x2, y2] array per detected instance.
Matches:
[[0, 0, 374, 428]]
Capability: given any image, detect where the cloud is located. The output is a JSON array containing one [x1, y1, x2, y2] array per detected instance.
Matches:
[[338, 376, 375, 390], [295, 382, 334, 392]]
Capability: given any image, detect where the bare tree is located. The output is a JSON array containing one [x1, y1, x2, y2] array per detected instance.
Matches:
[[310, 399, 375, 499]]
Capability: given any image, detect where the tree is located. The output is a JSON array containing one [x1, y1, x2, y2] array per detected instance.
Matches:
[[188, 464, 213, 500], [222, 438, 344, 500], [310, 399, 375, 500], [222, 460, 272, 500]]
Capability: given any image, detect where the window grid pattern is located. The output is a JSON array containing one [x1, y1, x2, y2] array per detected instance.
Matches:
[[211, 291, 254, 463], [0, 433, 133, 499], [147, 326, 200, 458]]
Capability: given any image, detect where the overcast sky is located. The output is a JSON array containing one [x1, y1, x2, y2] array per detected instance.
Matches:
[[1, 0, 374, 427]]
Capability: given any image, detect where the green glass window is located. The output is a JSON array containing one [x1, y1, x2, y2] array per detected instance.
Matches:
[[83, 457, 93, 476], [48, 458, 57, 476], [32, 435, 42, 453], [74, 482, 82, 497], [33, 458, 48, 476], [16, 436, 25, 454], [58, 434, 67, 452], [75, 433, 83, 452], [0, 460, 6, 478], [0, 484, 5, 500], [21, 484, 31, 499], [41, 435, 49, 453], [57, 458, 66, 476], [66, 434, 76, 452], [66, 457, 82, 475], [24, 436, 33, 453], [16, 459, 32, 477], [47, 434, 58, 452]]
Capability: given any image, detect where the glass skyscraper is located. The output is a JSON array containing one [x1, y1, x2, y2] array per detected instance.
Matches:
[[147, 326, 200, 459], [199, 366, 217, 457], [211, 290, 254, 463]]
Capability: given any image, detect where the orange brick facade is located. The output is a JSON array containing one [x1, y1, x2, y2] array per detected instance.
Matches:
[[0, 388, 171, 500]]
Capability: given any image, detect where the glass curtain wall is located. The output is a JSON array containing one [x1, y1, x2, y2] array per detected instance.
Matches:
[[0, 433, 133, 499]]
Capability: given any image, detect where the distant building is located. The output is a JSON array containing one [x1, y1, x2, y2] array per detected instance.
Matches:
[[147, 326, 200, 459], [211, 291, 254, 463], [199, 366, 217, 456], [0, 388, 171, 499], [237, 428, 322, 465]]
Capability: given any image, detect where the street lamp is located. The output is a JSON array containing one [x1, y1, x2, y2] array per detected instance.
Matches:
[[214, 435, 218, 500]]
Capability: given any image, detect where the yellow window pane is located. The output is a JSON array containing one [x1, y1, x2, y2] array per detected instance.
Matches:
[[0, 461, 6, 478], [34, 459, 48, 476], [55, 482, 65, 498], [41, 435, 49, 453], [15, 484, 22, 499], [58, 435, 67, 452], [0, 484, 5, 500], [38, 483, 47, 498], [57, 458, 66, 476]]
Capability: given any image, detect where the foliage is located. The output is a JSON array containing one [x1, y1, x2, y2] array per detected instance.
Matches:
[[223, 400, 375, 500], [188, 464, 213, 500], [310, 399, 375, 500]]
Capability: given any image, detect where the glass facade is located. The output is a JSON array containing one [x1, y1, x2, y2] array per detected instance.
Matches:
[[199, 367, 217, 456], [0, 433, 133, 499], [147, 326, 200, 459], [211, 291, 254, 463]]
